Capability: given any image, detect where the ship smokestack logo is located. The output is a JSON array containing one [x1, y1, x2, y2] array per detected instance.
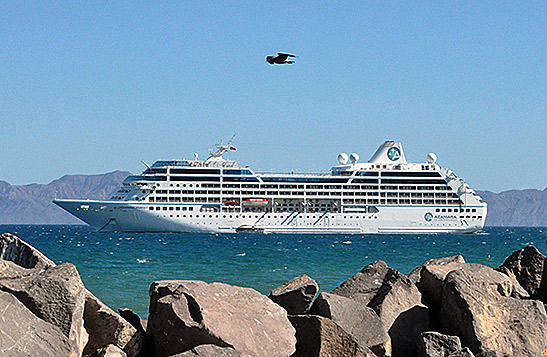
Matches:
[[387, 147, 401, 161]]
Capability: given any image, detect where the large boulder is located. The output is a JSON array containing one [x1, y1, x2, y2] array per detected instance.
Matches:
[[309, 292, 391, 355], [440, 265, 547, 355], [147, 280, 296, 357], [407, 255, 466, 285], [83, 292, 144, 357], [420, 262, 528, 313], [0, 232, 55, 271], [497, 245, 545, 297], [416, 331, 462, 357], [269, 274, 318, 314], [333, 260, 431, 356], [289, 315, 376, 357], [0, 290, 72, 356], [332, 260, 392, 306], [0, 262, 88, 356]]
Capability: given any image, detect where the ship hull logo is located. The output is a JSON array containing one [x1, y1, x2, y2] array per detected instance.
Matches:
[[424, 212, 433, 222], [387, 147, 401, 161]]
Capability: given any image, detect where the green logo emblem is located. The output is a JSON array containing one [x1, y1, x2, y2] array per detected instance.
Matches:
[[387, 147, 401, 161], [424, 212, 433, 222]]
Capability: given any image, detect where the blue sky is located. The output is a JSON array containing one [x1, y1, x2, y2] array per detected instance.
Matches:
[[1, 2, 545, 192]]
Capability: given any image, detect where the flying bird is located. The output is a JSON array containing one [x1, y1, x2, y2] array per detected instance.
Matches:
[[266, 53, 296, 65]]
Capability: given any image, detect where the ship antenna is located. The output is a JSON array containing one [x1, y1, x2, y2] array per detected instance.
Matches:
[[141, 160, 151, 169]]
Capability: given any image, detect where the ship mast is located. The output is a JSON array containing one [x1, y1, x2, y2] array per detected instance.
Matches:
[[206, 134, 236, 161]]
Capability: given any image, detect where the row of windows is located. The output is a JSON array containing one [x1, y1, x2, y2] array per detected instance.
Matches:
[[131, 172, 447, 184], [436, 208, 477, 213], [156, 182, 452, 191], [150, 191, 457, 198]]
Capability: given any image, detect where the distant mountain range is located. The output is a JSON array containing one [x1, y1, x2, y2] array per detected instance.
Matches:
[[0, 171, 130, 224], [0, 171, 545, 227]]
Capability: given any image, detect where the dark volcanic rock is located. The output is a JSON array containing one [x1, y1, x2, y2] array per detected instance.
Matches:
[[309, 292, 390, 355], [416, 331, 462, 357], [0, 262, 88, 356], [84, 292, 144, 357], [440, 265, 547, 355], [269, 274, 318, 314], [148, 280, 296, 357], [289, 315, 375, 357], [0, 290, 72, 356], [0, 232, 55, 270], [497, 245, 545, 297]]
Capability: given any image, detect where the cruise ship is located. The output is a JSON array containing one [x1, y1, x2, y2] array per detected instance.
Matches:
[[54, 140, 487, 234]]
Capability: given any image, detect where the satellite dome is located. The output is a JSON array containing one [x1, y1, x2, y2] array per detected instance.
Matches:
[[426, 153, 437, 164], [349, 153, 359, 163], [338, 153, 349, 165]]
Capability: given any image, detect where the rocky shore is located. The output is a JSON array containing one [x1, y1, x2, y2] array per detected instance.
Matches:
[[1, 232, 547, 356]]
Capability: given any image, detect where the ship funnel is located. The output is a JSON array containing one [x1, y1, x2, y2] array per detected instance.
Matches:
[[368, 141, 407, 164]]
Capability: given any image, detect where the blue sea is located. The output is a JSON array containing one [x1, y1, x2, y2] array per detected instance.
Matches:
[[1, 225, 545, 318]]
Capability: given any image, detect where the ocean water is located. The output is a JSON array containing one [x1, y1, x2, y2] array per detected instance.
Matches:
[[1, 225, 546, 318]]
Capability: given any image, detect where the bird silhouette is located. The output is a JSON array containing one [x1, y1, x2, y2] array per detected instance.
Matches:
[[266, 53, 296, 65]]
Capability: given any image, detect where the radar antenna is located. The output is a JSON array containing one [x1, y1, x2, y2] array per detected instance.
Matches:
[[206, 134, 236, 160]]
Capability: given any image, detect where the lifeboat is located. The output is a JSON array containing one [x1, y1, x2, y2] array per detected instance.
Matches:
[[242, 198, 268, 206], [223, 200, 239, 205]]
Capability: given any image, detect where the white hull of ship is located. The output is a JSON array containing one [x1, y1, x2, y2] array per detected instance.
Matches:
[[54, 200, 485, 234]]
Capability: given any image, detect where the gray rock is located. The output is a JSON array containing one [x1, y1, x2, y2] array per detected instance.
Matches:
[[0, 290, 71, 356], [408, 255, 466, 285], [367, 268, 430, 357], [418, 261, 468, 309], [0, 259, 38, 279], [495, 266, 530, 299], [173, 344, 245, 356], [496, 245, 545, 297], [416, 331, 462, 357], [333, 260, 431, 356], [449, 347, 474, 357], [420, 262, 527, 313], [269, 274, 318, 314], [83, 291, 144, 357], [289, 315, 376, 357], [475, 350, 504, 357], [0, 262, 88, 356], [148, 280, 296, 357], [440, 265, 547, 355], [90, 344, 128, 357], [309, 292, 391, 355], [0, 232, 55, 270], [332, 260, 392, 306]]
